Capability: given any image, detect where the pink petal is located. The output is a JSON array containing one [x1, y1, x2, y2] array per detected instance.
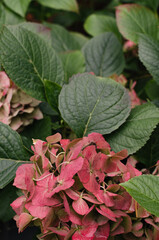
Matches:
[[25, 202, 51, 219], [18, 213, 32, 232], [10, 195, 26, 215], [93, 223, 110, 240], [72, 197, 89, 215]]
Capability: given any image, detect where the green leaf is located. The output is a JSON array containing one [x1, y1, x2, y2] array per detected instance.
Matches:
[[0, 184, 18, 222], [0, 122, 31, 188], [3, 0, 31, 17], [84, 14, 121, 40], [60, 50, 85, 83], [82, 32, 125, 77], [135, 125, 159, 167], [145, 80, 159, 100], [44, 80, 62, 112], [121, 175, 159, 217], [0, 25, 64, 101], [116, 4, 158, 43], [139, 34, 159, 86], [107, 103, 159, 155], [50, 24, 80, 52], [21, 116, 52, 150], [59, 73, 131, 137], [70, 32, 89, 48], [135, 0, 159, 11], [37, 0, 79, 13]]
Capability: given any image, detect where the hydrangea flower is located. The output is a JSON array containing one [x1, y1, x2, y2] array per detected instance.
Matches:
[[0, 71, 43, 131], [11, 133, 159, 239]]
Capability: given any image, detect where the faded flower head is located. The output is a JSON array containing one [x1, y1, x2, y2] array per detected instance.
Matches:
[[0, 71, 43, 131]]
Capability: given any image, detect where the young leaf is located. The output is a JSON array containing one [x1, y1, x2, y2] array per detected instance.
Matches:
[[84, 14, 121, 40], [59, 73, 131, 137], [82, 32, 125, 77], [44, 80, 62, 112], [107, 103, 159, 155], [121, 175, 159, 217], [21, 116, 52, 149], [135, 125, 159, 167], [0, 123, 31, 188], [60, 51, 85, 83], [3, 0, 31, 17], [50, 24, 80, 52], [139, 34, 159, 86], [116, 4, 158, 43], [70, 32, 89, 48], [37, 0, 79, 13], [0, 25, 64, 101]]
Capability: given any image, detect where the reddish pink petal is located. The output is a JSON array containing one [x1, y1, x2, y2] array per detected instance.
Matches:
[[72, 197, 89, 215], [96, 206, 117, 222], [60, 139, 70, 151], [72, 224, 97, 240], [13, 164, 35, 191], [25, 202, 51, 219], [83, 173, 100, 194], [83, 193, 101, 204], [10, 195, 26, 215], [65, 189, 79, 200], [69, 208, 83, 225], [93, 223, 110, 240], [48, 227, 68, 236], [60, 157, 84, 180]]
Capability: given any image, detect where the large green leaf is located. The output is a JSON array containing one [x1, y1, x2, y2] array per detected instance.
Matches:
[[82, 32, 125, 77], [19, 22, 52, 45], [60, 50, 85, 83], [121, 175, 159, 217], [84, 14, 121, 40], [135, 125, 159, 167], [37, 0, 79, 13], [0, 25, 64, 101], [3, 0, 31, 17], [50, 24, 80, 52], [139, 35, 159, 86], [0, 123, 31, 188], [107, 103, 159, 155], [116, 4, 158, 43], [59, 73, 131, 137]]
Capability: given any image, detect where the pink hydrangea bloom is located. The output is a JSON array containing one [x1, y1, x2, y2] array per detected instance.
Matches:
[[11, 132, 159, 239]]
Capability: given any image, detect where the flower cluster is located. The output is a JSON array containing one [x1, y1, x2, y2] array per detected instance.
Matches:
[[11, 133, 159, 239], [0, 71, 43, 131]]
